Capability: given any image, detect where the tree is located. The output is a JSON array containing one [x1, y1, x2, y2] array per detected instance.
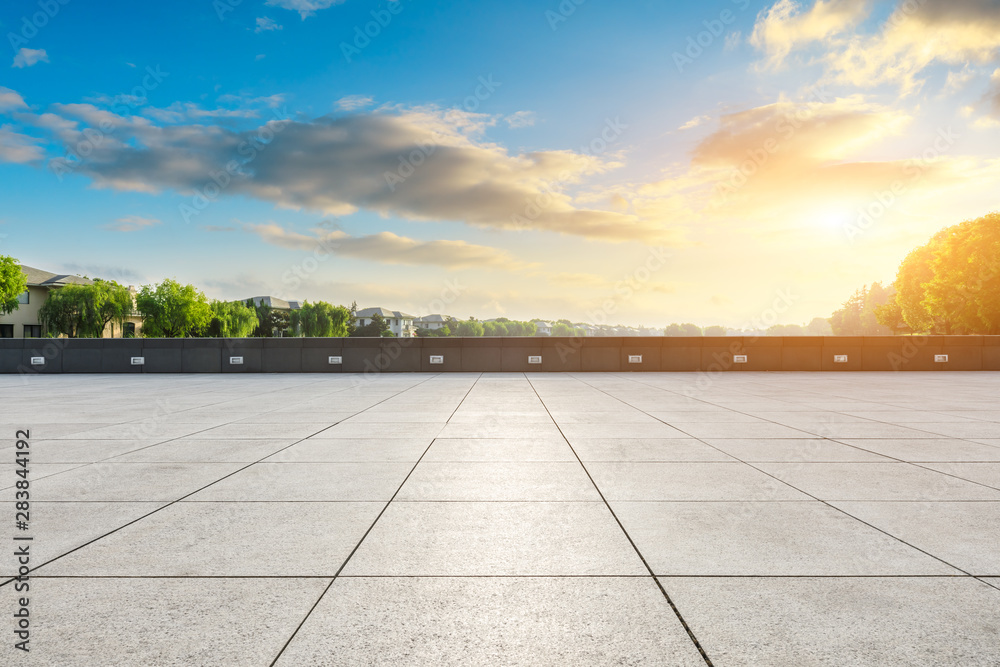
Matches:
[[0, 257, 28, 315], [351, 312, 393, 337], [204, 300, 258, 338], [829, 284, 892, 335], [874, 298, 911, 335], [894, 231, 947, 333], [246, 300, 291, 337], [453, 319, 484, 337], [482, 321, 506, 336], [703, 325, 728, 336], [136, 279, 212, 337], [664, 323, 702, 336], [291, 301, 351, 337], [923, 212, 1000, 334], [551, 322, 579, 336], [38, 280, 133, 338], [804, 317, 833, 336]]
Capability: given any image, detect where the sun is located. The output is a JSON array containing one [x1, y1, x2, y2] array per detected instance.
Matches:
[[816, 209, 854, 231]]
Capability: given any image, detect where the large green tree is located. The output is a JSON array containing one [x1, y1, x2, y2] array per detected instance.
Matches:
[[38, 280, 133, 338], [136, 279, 212, 337], [894, 230, 949, 333], [292, 301, 351, 337], [0, 256, 28, 315], [204, 300, 258, 338], [452, 318, 484, 337], [923, 213, 1000, 334]]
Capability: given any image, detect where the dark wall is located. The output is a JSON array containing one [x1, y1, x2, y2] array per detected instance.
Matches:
[[1, 336, 998, 374]]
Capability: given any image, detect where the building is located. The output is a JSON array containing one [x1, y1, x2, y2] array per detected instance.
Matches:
[[354, 307, 416, 337], [242, 296, 301, 337], [0, 265, 142, 338], [413, 314, 454, 332], [532, 320, 553, 336]]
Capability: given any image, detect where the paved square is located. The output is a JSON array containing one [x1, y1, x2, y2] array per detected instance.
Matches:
[[2, 371, 1000, 665]]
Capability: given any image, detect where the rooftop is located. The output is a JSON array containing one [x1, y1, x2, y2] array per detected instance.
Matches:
[[21, 264, 94, 287], [355, 306, 415, 319], [4, 371, 999, 665]]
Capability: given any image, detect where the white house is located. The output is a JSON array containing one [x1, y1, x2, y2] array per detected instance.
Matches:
[[532, 320, 553, 336], [354, 307, 416, 337], [413, 314, 454, 332]]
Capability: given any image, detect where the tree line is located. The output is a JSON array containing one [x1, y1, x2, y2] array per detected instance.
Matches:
[[830, 212, 999, 335]]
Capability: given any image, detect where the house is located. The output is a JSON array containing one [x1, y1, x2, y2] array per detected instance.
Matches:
[[532, 320, 553, 336], [413, 314, 454, 332], [245, 296, 301, 312], [354, 307, 416, 337], [0, 265, 142, 338]]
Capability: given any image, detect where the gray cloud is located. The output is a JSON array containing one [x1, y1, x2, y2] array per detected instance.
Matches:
[[38, 107, 661, 242]]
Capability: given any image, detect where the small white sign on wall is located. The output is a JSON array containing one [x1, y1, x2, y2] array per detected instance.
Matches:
[[30, 357, 44, 365], [733, 354, 748, 364], [328, 356, 342, 365], [229, 356, 244, 365], [628, 355, 643, 364], [934, 354, 949, 363], [429, 355, 445, 364], [130, 357, 145, 366], [833, 355, 848, 363], [527, 355, 542, 364]]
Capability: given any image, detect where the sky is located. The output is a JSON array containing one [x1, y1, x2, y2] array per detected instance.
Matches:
[[1, 0, 999, 328]]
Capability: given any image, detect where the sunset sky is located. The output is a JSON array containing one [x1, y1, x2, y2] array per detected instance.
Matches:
[[1, 0, 999, 328]]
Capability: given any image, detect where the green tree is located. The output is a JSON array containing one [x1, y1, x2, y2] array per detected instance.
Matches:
[[204, 300, 258, 338], [246, 300, 291, 337], [453, 319, 484, 336], [894, 231, 948, 333], [482, 321, 506, 336], [136, 279, 212, 337], [703, 325, 728, 336], [923, 212, 1000, 334], [0, 257, 28, 315], [38, 280, 133, 338], [829, 284, 892, 335], [551, 322, 578, 336], [351, 312, 393, 337], [292, 301, 351, 337]]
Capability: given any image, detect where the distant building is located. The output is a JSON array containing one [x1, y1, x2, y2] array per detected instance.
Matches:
[[244, 296, 301, 312], [532, 320, 553, 336], [354, 307, 416, 337], [413, 314, 453, 332], [0, 265, 141, 338]]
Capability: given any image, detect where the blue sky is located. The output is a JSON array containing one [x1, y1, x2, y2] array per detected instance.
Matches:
[[2, 0, 999, 327]]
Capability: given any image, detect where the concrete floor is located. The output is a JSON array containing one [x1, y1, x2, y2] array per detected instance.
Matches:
[[2, 372, 1000, 666]]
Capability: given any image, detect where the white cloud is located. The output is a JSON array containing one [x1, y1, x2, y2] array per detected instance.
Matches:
[[334, 95, 374, 111], [244, 223, 528, 269], [265, 0, 347, 19], [505, 111, 536, 128], [0, 126, 44, 163], [0, 87, 28, 111], [255, 17, 283, 33], [101, 216, 161, 232], [12, 48, 49, 69], [679, 115, 711, 131]]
